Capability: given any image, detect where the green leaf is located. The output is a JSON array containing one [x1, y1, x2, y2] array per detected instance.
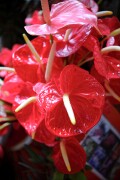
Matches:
[[85, 164, 92, 171], [53, 171, 64, 180], [69, 171, 87, 180], [24, 145, 44, 163]]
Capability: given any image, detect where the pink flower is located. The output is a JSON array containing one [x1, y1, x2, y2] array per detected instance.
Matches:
[[25, 0, 97, 36]]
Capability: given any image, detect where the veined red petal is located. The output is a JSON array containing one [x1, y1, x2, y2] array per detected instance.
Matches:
[[0, 73, 25, 104], [12, 37, 51, 83], [12, 82, 43, 136], [38, 65, 105, 137]]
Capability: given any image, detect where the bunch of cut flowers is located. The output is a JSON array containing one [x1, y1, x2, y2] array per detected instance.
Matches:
[[0, 0, 120, 179]]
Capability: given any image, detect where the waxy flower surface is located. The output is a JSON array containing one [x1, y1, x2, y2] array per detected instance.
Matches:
[[0, 73, 25, 104], [13, 82, 42, 136], [84, 35, 120, 80], [38, 65, 105, 137], [25, 0, 97, 36], [1, 0, 120, 177], [12, 36, 63, 84], [55, 25, 92, 57]]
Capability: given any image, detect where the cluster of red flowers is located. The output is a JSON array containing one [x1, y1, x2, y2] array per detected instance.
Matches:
[[0, 0, 120, 175]]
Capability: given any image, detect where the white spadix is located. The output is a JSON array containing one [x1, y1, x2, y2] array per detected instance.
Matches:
[[60, 141, 71, 172], [15, 96, 36, 113], [63, 94, 76, 125]]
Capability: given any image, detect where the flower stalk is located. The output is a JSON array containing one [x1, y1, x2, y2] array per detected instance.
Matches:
[[45, 41, 56, 82]]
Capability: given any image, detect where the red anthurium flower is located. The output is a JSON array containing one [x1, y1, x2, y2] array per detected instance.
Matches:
[[90, 65, 104, 85], [97, 19, 110, 36], [84, 35, 120, 80], [25, 0, 97, 36], [52, 137, 86, 174], [91, 66, 120, 104], [0, 73, 25, 104], [12, 36, 63, 83], [55, 25, 92, 57], [0, 44, 20, 67], [32, 82, 56, 146], [38, 65, 105, 137], [100, 16, 120, 32], [12, 37, 50, 84], [104, 16, 120, 46], [0, 44, 20, 78], [12, 82, 44, 137]]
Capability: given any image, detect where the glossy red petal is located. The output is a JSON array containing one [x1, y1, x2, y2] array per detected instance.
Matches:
[[25, 0, 97, 36], [0, 48, 11, 66], [39, 65, 105, 137], [0, 73, 25, 104], [45, 96, 102, 136], [100, 16, 120, 32], [94, 46, 120, 80], [34, 120, 56, 147], [52, 137, 86, 174], [97, 19, 110, 36], [60, 65, 105, 100], [12, 83, 43, 136], [12, 37, 50, 83], [91, 66, 120, 104], [84, 35, 120, 80], [90, 65, 105, 85], [0, 44, 20, 67]]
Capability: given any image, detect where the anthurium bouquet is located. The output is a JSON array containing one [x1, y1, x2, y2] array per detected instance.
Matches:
[[0, 0, 120, 179]]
